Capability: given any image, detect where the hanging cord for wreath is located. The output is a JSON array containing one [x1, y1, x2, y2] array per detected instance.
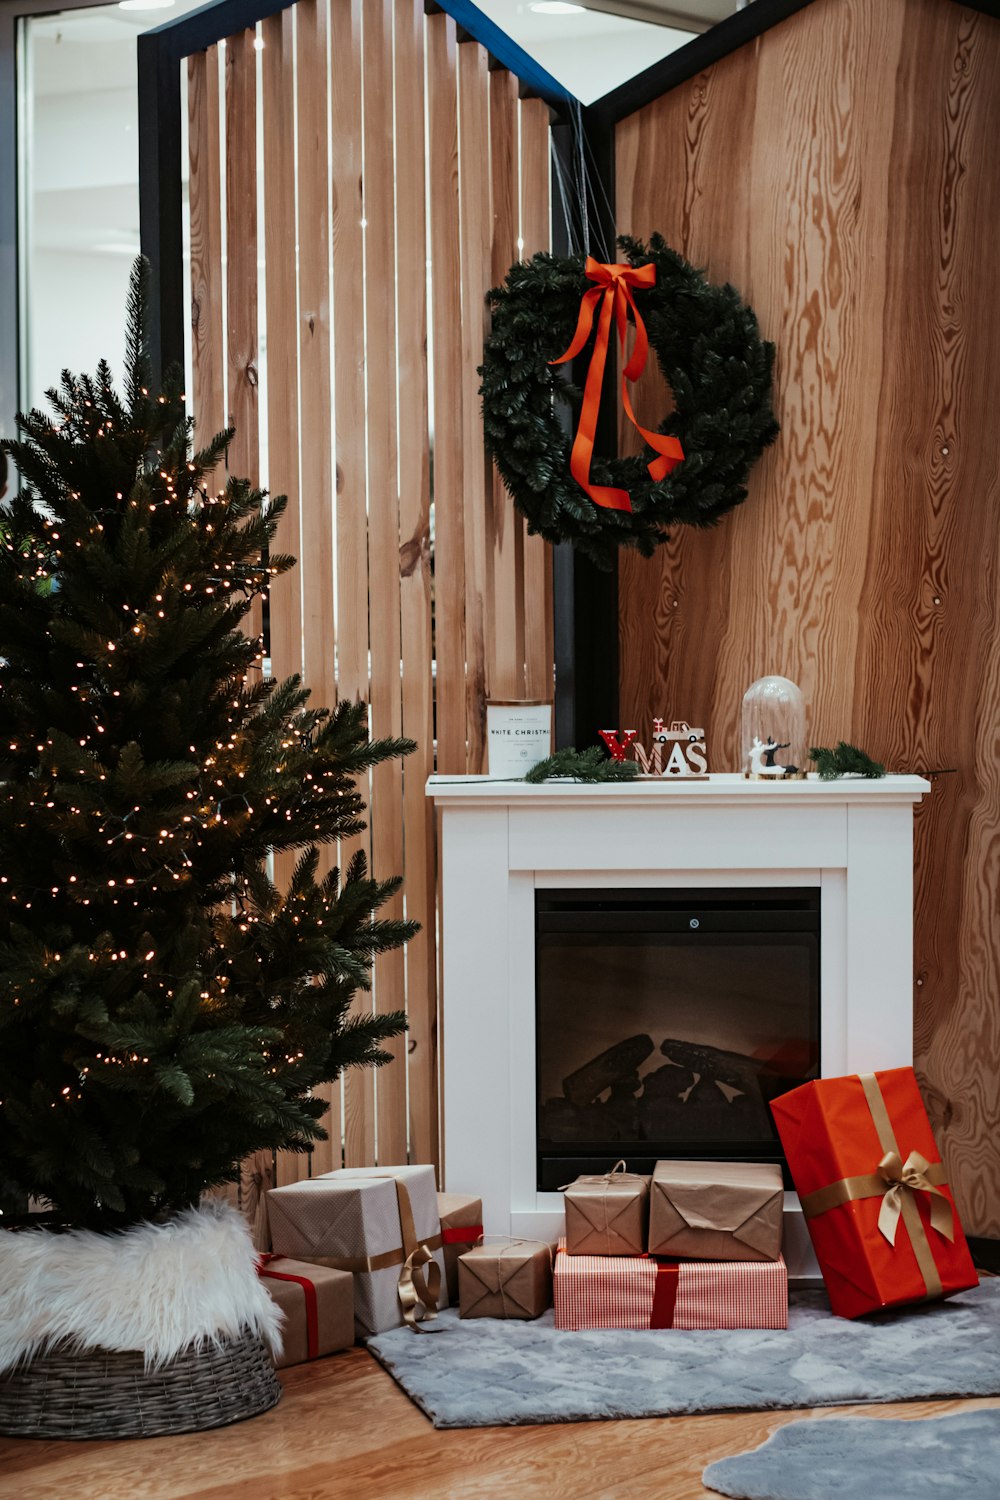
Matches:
[[549, 258, 684, 512]]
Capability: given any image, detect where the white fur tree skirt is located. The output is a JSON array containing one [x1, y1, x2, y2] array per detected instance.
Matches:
[[0, 1203, 283, 1373]]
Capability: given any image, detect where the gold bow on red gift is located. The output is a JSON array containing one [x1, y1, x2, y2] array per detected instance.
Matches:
[[549, 258, 684, 513], [875, 1150, 954, 1247]]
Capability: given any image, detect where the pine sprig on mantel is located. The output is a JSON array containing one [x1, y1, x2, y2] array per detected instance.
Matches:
[[524, 747, 639, 784], [809, 742, 886, 780]]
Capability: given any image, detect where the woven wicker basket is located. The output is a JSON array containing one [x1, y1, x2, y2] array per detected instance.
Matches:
[[0, 1328, 282, 1440]]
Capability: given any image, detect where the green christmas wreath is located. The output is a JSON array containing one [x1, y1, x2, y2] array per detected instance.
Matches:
[[480, 234, 779, 569]]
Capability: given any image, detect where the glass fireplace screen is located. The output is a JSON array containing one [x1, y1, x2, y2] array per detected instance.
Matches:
[[535, 888, 820, 1190]]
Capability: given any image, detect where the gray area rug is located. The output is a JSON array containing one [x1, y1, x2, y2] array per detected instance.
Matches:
[[367, 1282, 1000, 1429], [702, 1408, 1000, 1499]]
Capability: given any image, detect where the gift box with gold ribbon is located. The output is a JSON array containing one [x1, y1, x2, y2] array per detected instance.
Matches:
[[267, 1165, 447, 1337], [256, 1255, 355, 1368], [563, 1160, 650, 1257], [437, 1191, 483, 1304], [772, 1068, 978, 1319]]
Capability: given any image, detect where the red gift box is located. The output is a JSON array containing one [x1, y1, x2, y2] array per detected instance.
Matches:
[[553, 1241, 787, 1331], [772, 1067, 979, 1319]]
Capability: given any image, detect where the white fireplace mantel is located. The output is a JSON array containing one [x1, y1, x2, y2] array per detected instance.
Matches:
[[428, 773, 929, 1279]]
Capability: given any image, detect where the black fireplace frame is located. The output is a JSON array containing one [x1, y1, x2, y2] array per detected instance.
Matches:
[[534, 886, 821, 1191]]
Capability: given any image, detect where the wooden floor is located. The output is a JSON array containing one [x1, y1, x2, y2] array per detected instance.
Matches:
[[1, 1348, 998, 1500]]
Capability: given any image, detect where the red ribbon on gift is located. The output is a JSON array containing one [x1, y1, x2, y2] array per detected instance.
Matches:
[[257, 1253, 319, 1361], [549, 257, 685, 514], [441, 1224, 484, 1246], [650, 1259, 679, 1329]]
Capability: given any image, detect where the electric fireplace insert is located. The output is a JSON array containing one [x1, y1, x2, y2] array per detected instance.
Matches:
[[535, 888, 820, 1189]]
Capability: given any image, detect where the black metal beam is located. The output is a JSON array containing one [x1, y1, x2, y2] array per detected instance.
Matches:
[[549, 109, 619, 753], [137, 32, 184, 388]]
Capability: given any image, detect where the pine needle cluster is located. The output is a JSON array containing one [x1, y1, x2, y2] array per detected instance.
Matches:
[[809, 743, 886, 780], [0, 263, 412, 1229], [524, 746, 639, 784]]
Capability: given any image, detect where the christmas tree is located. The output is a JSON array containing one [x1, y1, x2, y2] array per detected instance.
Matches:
[[0, 262, 412, 1231]]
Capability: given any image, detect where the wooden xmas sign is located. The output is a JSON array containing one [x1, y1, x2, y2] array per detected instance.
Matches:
[[601, 720, 709, 778]]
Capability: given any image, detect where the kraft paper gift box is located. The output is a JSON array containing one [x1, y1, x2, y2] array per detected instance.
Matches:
[[437, 1191, 484, 1304], [458, 1240, 553, 1319], [553, 1240, 788, 1331], [563, 1161, 650, 1256], [648, 1160, 784, 1261], [771, 1067, 978, 1319], [256, 1256, 355, 1368], [267, 1164, 447, 1337]]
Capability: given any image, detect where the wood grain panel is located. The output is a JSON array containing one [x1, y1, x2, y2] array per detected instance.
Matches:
[[457, 41, 493, 772], [261, 11, 300, 692], [362, 0, 408, 1165], [296, 0, 336, 727], [292, 0, 338, 1181], [261, 9, 318, 1184], [616, 0, 1000, 1234], [519, 96, 555, 701], [187, 47, 225, 445], [4, 1344, 998, 1500], [330, 0, 374, 1169], [184, 0, 556, 1188], [427, 13, 467, 775], [224, 28, 263, 647], [487, 67, 524, 702], [394, 0, 437, 1168], [851, 0, 1000, 1234]]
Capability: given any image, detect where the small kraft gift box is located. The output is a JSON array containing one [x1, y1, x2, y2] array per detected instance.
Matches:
[[267, 1164, 447, 1337], [256, 1255, 355, 1368], [648, 1160, 784, 1261], [772, 1067, 979, 1319], [553, 1241, 788, 1331], [437, 1192, 484, 1304], [563, 1160, 650, 1256], [458, 1239, 553, 1319]]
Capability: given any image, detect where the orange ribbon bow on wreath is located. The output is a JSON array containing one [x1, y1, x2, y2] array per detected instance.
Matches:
[[549, 257, 685, 513]]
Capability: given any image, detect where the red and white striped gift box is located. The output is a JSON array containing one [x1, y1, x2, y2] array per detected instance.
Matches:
[[553, 1240, 788, 1331]]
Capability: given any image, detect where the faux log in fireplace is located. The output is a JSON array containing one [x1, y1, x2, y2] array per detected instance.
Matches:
[[535, 888, 820, 1190]]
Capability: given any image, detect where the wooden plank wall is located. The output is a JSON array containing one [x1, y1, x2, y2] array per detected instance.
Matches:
[[615, 0, 1000, 1234], [184, 0, 554, 1189]]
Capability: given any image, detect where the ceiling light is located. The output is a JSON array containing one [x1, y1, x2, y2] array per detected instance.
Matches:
[[529, 2, 585, 12], [118, 0, 175, 11]]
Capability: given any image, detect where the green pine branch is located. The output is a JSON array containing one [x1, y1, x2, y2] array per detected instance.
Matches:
[[524, 746, 639, 784], [809, 742, 886, 780]]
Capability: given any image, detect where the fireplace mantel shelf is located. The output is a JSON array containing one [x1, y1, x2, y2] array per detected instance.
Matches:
[[427, 773, 929, 806]]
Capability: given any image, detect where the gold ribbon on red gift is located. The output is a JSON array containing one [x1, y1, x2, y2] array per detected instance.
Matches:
[[257, 1254, 320, 1361], [798, 1073, 955, 1301], [549, 258, 684, 514]]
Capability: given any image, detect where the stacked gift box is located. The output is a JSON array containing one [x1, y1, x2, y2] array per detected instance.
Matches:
[[553, 1159, 789, 1331], [255, 1164, 474, 1364], [252, 1068, 978, 1359]]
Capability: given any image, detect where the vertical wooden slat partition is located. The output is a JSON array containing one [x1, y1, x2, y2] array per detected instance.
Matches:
[[187, 46, 224, 444], [185, 0, 554, 1184]]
